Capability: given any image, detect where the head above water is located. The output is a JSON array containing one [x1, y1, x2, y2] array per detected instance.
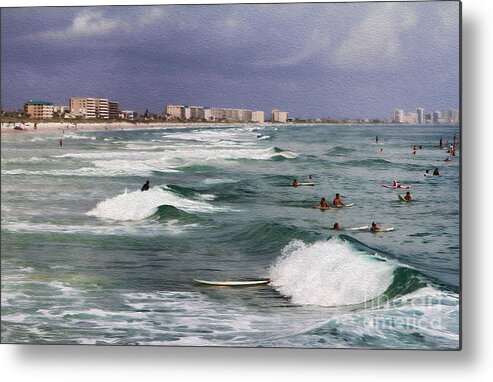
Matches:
[[333, 223, 339, 229], [335, 193, 340, 198]]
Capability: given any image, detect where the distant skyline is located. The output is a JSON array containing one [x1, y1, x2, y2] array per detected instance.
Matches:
[[1, 1, 460, 119]]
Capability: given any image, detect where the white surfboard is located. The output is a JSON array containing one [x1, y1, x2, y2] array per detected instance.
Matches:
[[345, 225, 369, 231], [194, 279, 270, 286], [371, 227, 395, 232], [334, 203, 354, 208]]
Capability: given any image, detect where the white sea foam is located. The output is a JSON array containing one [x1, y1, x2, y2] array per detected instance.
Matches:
[[87, 186, 225, 221], [269, 237, 396, 306]]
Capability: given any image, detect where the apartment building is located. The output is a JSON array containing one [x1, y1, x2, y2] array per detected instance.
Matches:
[[251, 111, 265, 123], [70, 97, 110, 119], [271, 109, 288, 123], [165, 105, 186, 120], [24, 101, 54, 119], [108, 101, 119, 119]]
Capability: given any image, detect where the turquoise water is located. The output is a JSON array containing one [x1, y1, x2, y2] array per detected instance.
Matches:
[[1, 124, 460, 349]]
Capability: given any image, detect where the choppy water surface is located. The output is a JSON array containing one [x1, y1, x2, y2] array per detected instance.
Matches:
[[1, 124, 460, 349]]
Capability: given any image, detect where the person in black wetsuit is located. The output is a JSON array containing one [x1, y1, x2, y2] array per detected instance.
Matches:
[[141, 180, 150, 191]]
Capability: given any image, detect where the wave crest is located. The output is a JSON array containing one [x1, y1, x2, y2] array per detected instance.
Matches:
[[269, 237, 396, 306]]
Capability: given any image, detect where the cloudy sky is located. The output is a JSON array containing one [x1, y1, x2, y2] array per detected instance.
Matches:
[[1, 1, 460, 118]]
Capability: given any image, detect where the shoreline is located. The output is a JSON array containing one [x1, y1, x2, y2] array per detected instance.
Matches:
[[0, 121, 260, 135]]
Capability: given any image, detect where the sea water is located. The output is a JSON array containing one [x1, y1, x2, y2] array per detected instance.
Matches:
[[1, 124, 460, 349]]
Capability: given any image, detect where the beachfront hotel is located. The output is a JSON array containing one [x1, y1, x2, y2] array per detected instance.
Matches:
[[70, 97, 118, 119], [23, 101, 54, 119]]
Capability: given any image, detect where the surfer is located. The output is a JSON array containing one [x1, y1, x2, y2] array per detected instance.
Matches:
[[424, 170, 430, 176], [318, 198, 330, 209], [59, 138, 63, 147], [141, 180, 150, 191], [370, 221, 387, 232], [330, 223, 340, 230], [404, 191, 412, 202], [433, 168, 440, 176], [393, 180, 400, 188], [292, 179, 300, 187], [332, 193, 345, 207], [376, 136, 379, 144], [439, 138, 443, 149]]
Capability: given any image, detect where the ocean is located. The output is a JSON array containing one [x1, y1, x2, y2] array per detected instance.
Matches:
[[1, 123, 460, 349]]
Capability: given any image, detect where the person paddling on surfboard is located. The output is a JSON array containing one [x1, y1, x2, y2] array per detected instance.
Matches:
[[370, 221, 388, 232], [141, 180, 150, 191], [433, 168, 440, 176], [404, 191, 412, 202], [318, 198, 330, 209], [292, 179, 300, 187], [332, 193, 345, 207]]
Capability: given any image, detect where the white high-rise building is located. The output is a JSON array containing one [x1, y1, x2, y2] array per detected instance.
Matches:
[[393, 109, 404, 123]]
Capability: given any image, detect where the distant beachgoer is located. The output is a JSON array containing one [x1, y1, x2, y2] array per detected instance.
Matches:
[[380, 148, 383, 154], [141, 180, 150, 191], [309, 174, 313, 180], [433, 168, 440, 176], [439, 138, 443, 149], [319, 198, 330, 208], [424, 169, 430, 176], [292, 179, 300, 187], [376, 136, 379, 144], [330, 223, 340, 230], [34, 123, 38, 130], [332, 193, 345, 207], [412, 150, 416, 155], [59, 139, 63, 147], [404, 191, 412, 202], [419, 145, 422, 149]]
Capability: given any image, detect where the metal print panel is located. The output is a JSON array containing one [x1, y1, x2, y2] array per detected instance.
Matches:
[[0, 1, 461, 349]]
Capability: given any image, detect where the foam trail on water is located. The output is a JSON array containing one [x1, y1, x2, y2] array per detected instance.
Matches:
[[87, 186, 221, 221], [269, 237, 396, 307]]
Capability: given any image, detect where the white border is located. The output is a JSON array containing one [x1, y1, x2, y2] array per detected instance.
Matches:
[[1, 0, 492, 381]]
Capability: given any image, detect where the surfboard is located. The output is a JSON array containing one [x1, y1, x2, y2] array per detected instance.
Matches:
[[398, 194, 406, 202], [194, 279, 270, 286], [313, 205, 332, 210], [371, 227, 395, 232], [345, 225, 369, 231], [381, 184, 411, 189], [298, 182, 314, 186], [334, 203, 354, 208]]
